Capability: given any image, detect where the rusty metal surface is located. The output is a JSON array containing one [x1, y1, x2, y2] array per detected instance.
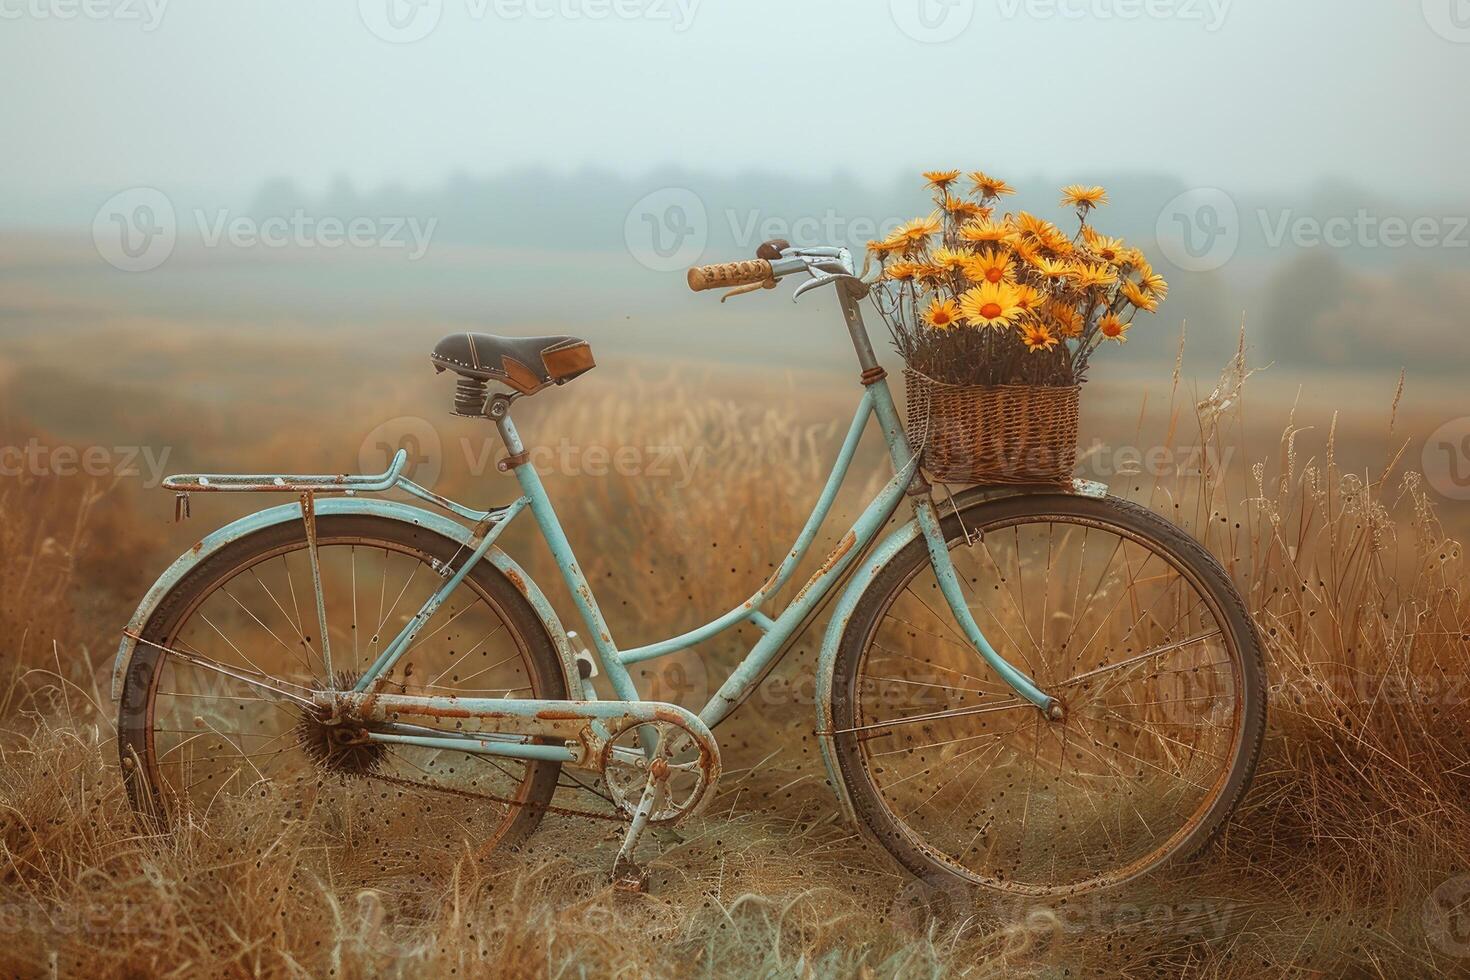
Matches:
[[790, 530, 857, 606], [161, 449, 409, 493]]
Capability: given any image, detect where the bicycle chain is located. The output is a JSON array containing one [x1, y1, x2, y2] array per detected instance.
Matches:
[[363, 768, 630, 823]]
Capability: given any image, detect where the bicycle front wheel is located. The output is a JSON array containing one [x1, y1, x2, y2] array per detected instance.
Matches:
[[830, 492, 1265, 896]]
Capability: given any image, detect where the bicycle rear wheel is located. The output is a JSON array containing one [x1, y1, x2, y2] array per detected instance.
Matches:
[[117, 514, 569, 857], [830, 492, 1266, 896]]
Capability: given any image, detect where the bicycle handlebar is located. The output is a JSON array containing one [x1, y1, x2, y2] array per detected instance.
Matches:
[[686, 259, 773, 292], [687, 241, 858, 302]]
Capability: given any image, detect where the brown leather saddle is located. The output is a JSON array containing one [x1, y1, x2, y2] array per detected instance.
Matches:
[[431, 333, 595, 395]]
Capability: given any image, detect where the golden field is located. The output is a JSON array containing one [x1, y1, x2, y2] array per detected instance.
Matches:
[[2, 245, 1469, 977]]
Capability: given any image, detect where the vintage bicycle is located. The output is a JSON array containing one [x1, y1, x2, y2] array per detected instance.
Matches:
[[113, 241, 1265, 895]]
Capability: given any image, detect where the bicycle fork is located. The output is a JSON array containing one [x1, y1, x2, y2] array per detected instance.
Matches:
[[911, 496, 1062, 720], [836, 279, 1060, 722]]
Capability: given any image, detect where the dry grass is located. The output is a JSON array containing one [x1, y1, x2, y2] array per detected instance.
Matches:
[[1, 347, 1467, 978]]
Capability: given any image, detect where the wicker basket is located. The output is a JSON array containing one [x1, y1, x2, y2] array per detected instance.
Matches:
[[905, 370, 1080, 485]]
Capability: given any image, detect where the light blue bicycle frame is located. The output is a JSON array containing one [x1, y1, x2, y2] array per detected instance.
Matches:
[[148, 279, 1057, 773], [352, 281, 1054, 737], [131, 271, 1068, 882]]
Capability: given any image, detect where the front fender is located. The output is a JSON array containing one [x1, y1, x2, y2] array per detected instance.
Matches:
[[813, 480, 1108, 825], [813, 516, 923, 826], [111, 498, 582, 701]]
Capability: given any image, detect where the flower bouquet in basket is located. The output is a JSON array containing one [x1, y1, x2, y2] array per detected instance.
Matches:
[[867, 170, 1168, 486]]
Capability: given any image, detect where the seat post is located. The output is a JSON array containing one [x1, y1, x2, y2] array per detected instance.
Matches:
[[486, 393, 529, 470]]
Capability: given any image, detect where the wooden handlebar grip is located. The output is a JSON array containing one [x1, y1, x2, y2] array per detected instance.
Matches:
[[686, 259, 773, 292]]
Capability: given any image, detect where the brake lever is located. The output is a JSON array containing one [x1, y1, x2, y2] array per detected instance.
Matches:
[[720, 278, 776, 303], [792, 272, 870, 302]]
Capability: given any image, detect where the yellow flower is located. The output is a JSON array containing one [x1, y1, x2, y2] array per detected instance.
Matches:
[[958, 282, 1024, 330], [915, 263, 950, 286], [1118, 246, 1147, 271], [923, 297, 962, 330], [1011, 283, 1044, 313], [1046, 303, 1084, 338], [1010, 237, 1045, 267], [1021, 322, 1060, 352], [1121, 280, 1159, 313], [894, 213, 942, 251], [1070, 262, 1118, 290], [962, 248, 1015, 286], [1139, 270, 1170, 301], [1041, 231, 1075, 255], [1098, 313, 1130, 343], [969, 171, 1016, 199], [867, 238, 901, 258], [1014, 212, 1053, 240], [1086, 234, 1127, 265], [923, 170, 962, 190], [943, 196, 988, 222], [1061, 185, 1109, 211], [931, 246, 972, 273], [1033, 256, 1074, 285], [959, 219, 1010, 244], [884, 261, 922, 282], [1017, 213, 1071, 252]]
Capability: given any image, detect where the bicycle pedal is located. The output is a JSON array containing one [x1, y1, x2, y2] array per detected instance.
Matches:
[[610, 860, 649, 894]]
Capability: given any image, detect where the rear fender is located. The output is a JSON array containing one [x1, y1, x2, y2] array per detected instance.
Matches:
[[111, 498, 582, 700]]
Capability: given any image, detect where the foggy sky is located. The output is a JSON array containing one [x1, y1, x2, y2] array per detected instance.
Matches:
[[2, 1, 1466, 199]]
